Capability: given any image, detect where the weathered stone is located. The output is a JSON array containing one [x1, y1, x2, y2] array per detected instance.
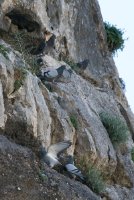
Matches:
[[0, 0, 134, 199], [0, 135, 101, 200]]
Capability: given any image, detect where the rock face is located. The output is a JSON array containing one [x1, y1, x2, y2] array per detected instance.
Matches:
[[0, 135, 100, 200], [0, 0, 134, 199]]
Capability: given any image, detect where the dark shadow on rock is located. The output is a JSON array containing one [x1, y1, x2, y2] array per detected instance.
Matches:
[[6, 9, 40, 32]]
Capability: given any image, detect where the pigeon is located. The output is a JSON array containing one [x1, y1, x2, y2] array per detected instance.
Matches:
[[76, 59, 89, 70], [30, 31, 54, 55], [64, 155, 85, 181], [39, 140, 72, 168], [39, 65, 66, 82], [30, 39, 46, 55]]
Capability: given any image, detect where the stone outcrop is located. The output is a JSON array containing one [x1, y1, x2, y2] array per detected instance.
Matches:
[[0, 0, 134, 199]]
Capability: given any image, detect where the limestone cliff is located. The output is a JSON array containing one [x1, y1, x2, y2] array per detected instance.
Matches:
[[0, 0, 134, 199]]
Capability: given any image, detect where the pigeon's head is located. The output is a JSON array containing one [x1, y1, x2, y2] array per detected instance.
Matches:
[[59, 65, 66, 71]]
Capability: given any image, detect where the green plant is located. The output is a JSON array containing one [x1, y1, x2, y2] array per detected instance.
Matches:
[[100, 112, 128, 145], [86, 165, 105, 194], [14, 67, 27, 91], [131, 147, 134, 162], [10, 31, 40, 75], [104, 22, 125, 54], [38, 170, 48, 182], [70, 114, 78, 129], [0, 44, 9, 59]]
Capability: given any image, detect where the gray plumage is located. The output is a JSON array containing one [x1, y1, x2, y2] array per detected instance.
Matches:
[[39, 65, 66, 82], [39, 140, 72, 168], [76, 59, 89, 70], [64, 155, 85, 181], [30, 40, 46, 55]]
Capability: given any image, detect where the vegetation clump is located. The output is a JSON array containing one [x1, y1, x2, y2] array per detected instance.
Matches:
[[100, 112, 128, 145], [38, 170, 48, 182], [14, 67, 27, 91], [104, 22, 125, 54], [86, 165, 105, 194], [70, 114, 78, 129], [0, 44, 9, 59]]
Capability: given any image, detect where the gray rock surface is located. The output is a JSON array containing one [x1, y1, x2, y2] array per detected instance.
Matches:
[[0, 135, 101, 200], [0, 0, 134, 199]]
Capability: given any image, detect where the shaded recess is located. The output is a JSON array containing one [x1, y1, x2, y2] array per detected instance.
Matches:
[[6, 9, 40, 32]]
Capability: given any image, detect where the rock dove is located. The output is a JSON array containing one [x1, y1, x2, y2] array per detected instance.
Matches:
[[76, 59, 89, 70], [30, 31, 52, 55], [39, 140, 72, 168], [64, 155, 85, 181], [39, 65, 66, 82], [30, 39, 46, 55]]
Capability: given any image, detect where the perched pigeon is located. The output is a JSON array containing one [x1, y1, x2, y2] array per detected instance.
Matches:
[[76, 59, 89, 70], [30, 39, 46, 55], [64, 155, 85, 181], [30, 31, 55, 55], [39, 140, 72, 168], [39, 65, 66, 82]]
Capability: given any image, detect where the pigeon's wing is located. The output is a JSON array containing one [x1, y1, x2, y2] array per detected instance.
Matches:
[[65, 164, 84, 180], [63, 69, 72, 78], [45, 69, 58, 78], [48, 140, 72, 157]]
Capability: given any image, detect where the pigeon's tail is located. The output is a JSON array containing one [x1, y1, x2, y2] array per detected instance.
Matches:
[[65, 164, 85, 181], [71, 167, 85, 181]]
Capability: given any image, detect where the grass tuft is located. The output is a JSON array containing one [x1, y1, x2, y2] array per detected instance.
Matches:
[[14, 67, 27, 91], [86, 165, 105, 194], [100, 112, 128, 145], [0, 44, 9, 59], [70, 114, 78, 129]]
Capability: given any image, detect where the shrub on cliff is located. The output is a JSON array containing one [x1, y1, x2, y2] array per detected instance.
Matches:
[[0, 44, 9, 59], [100, 112, 128, 145], [86, 165, 105, 194], [104, 22, 125, 54], [70, 114, 78, 130]]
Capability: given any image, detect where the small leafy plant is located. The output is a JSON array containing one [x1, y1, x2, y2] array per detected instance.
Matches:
[[70, 114, 78, 129], [14, 67, 27, 91], [38, 170, 48, 182], [104, 22, 125, 54], [0, 44, 9, 59], [100, 112, 128, 145], [86, 165, 105, 194]]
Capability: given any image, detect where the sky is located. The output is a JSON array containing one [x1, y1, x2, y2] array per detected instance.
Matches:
[[98, 0, 134, 112]]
